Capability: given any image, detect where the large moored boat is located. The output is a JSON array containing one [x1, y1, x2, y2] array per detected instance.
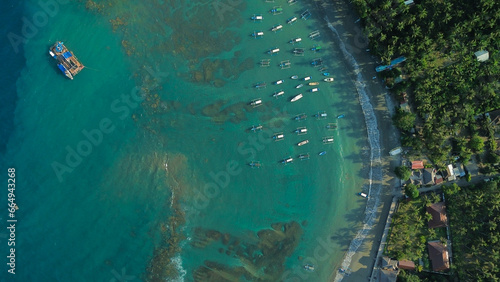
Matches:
[[49, 42, 84, 80]]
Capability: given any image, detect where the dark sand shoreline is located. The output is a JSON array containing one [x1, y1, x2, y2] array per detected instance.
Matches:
[[311, 0, 402, 280]]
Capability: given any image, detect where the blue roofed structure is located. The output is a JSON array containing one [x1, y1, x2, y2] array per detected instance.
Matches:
[[62, 51, 73, 59]]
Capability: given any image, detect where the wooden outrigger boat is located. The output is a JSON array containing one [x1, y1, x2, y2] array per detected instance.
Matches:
[[49, 41, 84, 80], [323, 136, 334, 144], [314, 111, 327, 119], [273, 132, 285, 141], [294, 113, 307, 121], [250, 125, 263, 132], [326, 123, 337, 130], [249, 161, 262, 168], [298, 153, 310, 160], [308, 82, 319, 86], [281, 156, 293, 164], [250, 99, 263, 107], [297, 139, 309, 146], [295, 127, 307, 135], [273, 90, 285, 98]]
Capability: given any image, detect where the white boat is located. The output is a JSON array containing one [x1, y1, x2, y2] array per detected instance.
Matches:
[[296, 84, 304, 89], [290, 93, 303, 102], [251, 14, 263, 21], [324, 77, 334, 82], [289, 37, 302, 44], [250, 99, 262, 107], [323, 136, 334, 144], [304, 264, 315, 271], [274, 79, 284, 85], [273, 90, 284, 98], [271, 24, 283, 32], [287, 16, 297, 24], [359, 192, 368, 198], [303, 76, 311, 81], [281, 156, 293, 164], [297, 140, 309, 146], [291, 75, 299, 79], [309, 88, 319, 92], [298, 153, 310, 160], [308, 82, 319, 86], [273, 133, 285, 141], [295, 127, 307, 135], [268, 48, 280, 55]]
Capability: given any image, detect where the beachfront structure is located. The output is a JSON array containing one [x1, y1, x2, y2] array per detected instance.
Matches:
[[474, 50, 489, 62], [411, 160, 424, 170], [426, 202, 448, 228], [398, 260, 416, 271], [427, 241, 450, 272]]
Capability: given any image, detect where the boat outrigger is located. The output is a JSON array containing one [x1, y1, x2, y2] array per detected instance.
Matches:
[[249, 161, 262, 168], [301, 9, 311, 20], [271, 24, 283, 32], [270, 6, 283, 15], [314, 111, 327, 119], [273, 132, 285, 141], [273, 90, 285, 98], [294, 113, 307, 121], [298, 153, 310, 160], [297, 139, 309, 146], [290, 93, 303, 102], [250, 99, 263, 107], [255, 82, 267, 89], [309, 87, 319, 92], [289, 37, 301, 44], [326, 123, 337, 130], [309, 30, 320, 39], [251, 31, 264, 39], [323, 136, 334, 144], [287, 16, 297, 24], [295, 127, 307, 135], [268, 47, 280, 55], [49, 42, 84, 80], [280, 60, 291, 69], [324, 77, 334, 82], [251, 14, 263, 22], [260, 59, 271, 67], [293, 48, 304, 56], [274, 79, 284, 85], [281, 156, 293, 164], [251, 125, 263, 132]]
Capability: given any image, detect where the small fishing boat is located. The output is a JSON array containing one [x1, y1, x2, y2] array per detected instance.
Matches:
[[250, 99, 263, 107], [293, 48, 304, 56], [304, 264, 315, 271], [251, 125, 263, 132], [289, 37, 301, 44], [295, 127, 307, 135], [308, 82, 319, 86], [323, 72, 330, 76], [323, 136, 334, 144], [297, 139, 309, 146], [260, 59, 271, 67], [255, 82, 267, 89], [273, 90, 285, 98], [311, 58, 322, 67], [314, 111, 327, 119], [290, 93, 303, 102], [251, 14, 263, 22], [274, 79, 284, 85], [301, 9, 311, 20], [280, 60, 291, 69], [249, 161, 261, 168], [319, 151, 327, 156], [324, 77, 334, 82], [271, 24, 283, 32], [270, 6, 283, 15], [273, 132, 285, 141], [309, 88, 319, 92], [311, 45, 322, 52], [358, 192, 368, 198], [337, 114, 345, 119], [294, 113, 307, 121], [295, 84, 304, 89], [291, 75, 299, 79], [303, 76, 311, 81], [281, 156, 293, 164], [251, 31, 264, 38], [318, 67, 328, 72], [298, 153, 310, 160], [268, 47, 280, 55], [326, 123, 337, 130], [309, 30, 320, 39], [288, 0, 297, 5], [287, 16, 297, 24]]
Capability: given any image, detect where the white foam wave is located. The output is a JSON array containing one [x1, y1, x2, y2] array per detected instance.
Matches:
[[324, 17, 383, 282], [170, 254, 187, 282]]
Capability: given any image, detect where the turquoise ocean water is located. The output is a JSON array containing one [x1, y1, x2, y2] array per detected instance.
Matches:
[[1, 0, 372, 281]]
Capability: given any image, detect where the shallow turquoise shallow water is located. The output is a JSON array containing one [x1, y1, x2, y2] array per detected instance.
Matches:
[[1, 0, 370, 281]]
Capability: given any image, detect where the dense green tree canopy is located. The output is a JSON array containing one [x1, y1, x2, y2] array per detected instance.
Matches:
[[405, 183, 419, 198], [394, 165, 412, 181]]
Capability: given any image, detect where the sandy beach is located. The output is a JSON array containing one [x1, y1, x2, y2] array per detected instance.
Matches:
[[312, 0, 402, 280]]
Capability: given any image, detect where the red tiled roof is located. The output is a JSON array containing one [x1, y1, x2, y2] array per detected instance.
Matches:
[[427, 202, 448, 228], [435, 175, 444, 184], [428, 241, 450, 271], [398, 260, 416, 270], [411, 161, 424, 169]]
